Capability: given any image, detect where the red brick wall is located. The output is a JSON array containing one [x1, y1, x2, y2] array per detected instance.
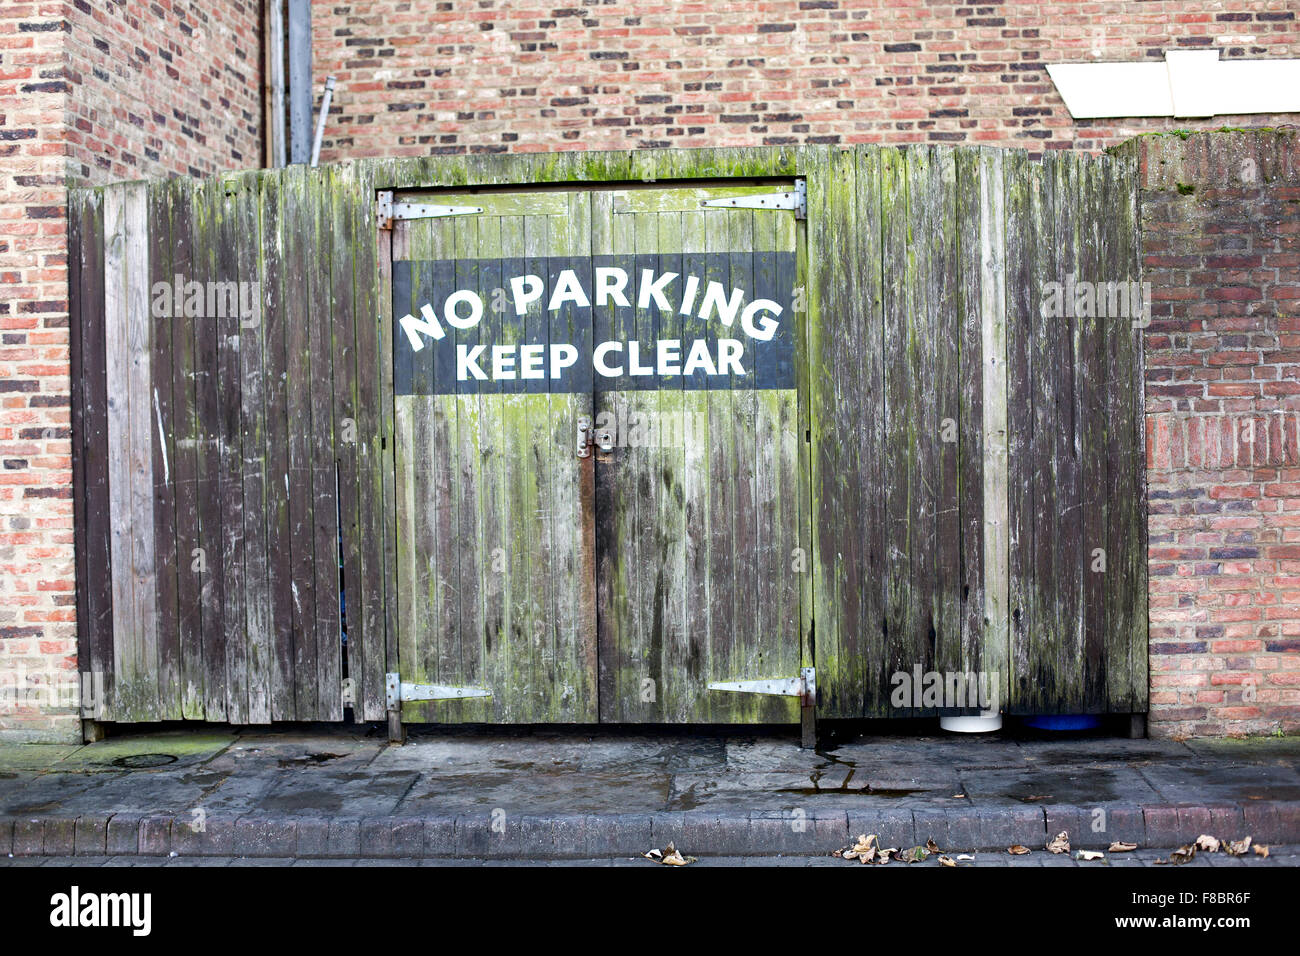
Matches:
[[0, 0, 260, 743], [312, 0, 1297, 162], [65, 0, 263, 184], [1139, 130, 1300, 738], [0, 2, 76, 743]]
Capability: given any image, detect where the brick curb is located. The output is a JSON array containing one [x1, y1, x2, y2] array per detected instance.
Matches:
[[4, 802, 1298, 859]]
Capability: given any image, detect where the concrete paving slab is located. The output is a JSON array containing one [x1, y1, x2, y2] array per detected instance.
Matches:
[[202, 735, 383, 773], [49, 732, 235, 772], [0, 771, 126, 815], [0, 744, 83, 771], [957, 765, 1165, 806], [1137, 762, 1300, 803], [244, 769, 420, 816], [397, 769, 670, 814]]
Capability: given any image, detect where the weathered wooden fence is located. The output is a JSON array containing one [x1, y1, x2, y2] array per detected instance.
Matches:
[[70, 165, 389, 723], [808, 147, 1147, 718], [69, 144, 1146, 727]]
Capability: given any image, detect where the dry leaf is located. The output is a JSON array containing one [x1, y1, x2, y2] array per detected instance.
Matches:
[[1169, 844, 1197, 865], [897, 845, 930, 864], [938, 854, 956, 867], [925, 838, 941, 854], [1226, 836, 1252, 856], [956, 853, 975, 861], [1046, 831, 1071, 854], [661, 841, 697, 866], [1254, 844, 1269, 858], [1022, 795, 1053, 802], [1076, 850, 1104, 861], [1195, 834, 1220, 853], [645, 842, 696, 866], [1008, 844, 1031, 855], [1108, 841, 1138, 853]]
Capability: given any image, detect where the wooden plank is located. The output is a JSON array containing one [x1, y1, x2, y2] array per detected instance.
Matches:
[[931, 148, 962, 695], [191, 177, 226, 721], [105, 183, 127, 707], [548, 187, 597, 721], [1004, 150, 1034, 715], [978, 148, 1010, 714], [70, 188, 116, 721], [1017, 153, 1061, 713], [956, 148, 986, 688], [1055, 152, 1084, 713], [655, 205, 689, 721], [452, 211, 485, 722], [282, 164, 317, 719], [594, 193, 641, 721], [704, 205, 741, 719], [357, 165, 389, 723], [806, 147, 857, 712], [147, 180, 181, 719], [329, 165, 363, 722], [1079, 156, 1108, 713], [1109, 152, 1148, 711], [106, 182, 160, 721], [166, 179, 204, 720], [306, 167, 341, 720], [216, 176, 248, 725], [67, 189, 90, 719], [878, 148, 912, 713], [261, 168, 296, 722], [240, 171, 273, 724]]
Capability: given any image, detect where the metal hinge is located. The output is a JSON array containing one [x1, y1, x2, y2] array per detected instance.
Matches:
[[708, 666, 816, 706], [376, 190, 484, 230], [701, 180, 806, 220], [385, 672, 491, 709]]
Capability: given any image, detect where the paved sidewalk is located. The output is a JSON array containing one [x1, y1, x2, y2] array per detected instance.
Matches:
[[1, 727, 1298, 860], [4, 845, 1299, 867]]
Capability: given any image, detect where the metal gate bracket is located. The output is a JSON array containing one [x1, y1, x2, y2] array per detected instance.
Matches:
[[709, 667, 816, 748], [385, 672, 491, 708], [701, 180, 806, 220], [708, 667, 815, 704], [340, 677, 355, 707], [376, 190, 484, 230]]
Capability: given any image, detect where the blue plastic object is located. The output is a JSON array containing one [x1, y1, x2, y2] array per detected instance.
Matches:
[[1023, 714, 1101, 731]]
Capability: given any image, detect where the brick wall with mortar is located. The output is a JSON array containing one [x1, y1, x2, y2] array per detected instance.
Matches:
[[0, 1, 260, 743], [311, 0, 1296, 161], [2, 1, 1297, 742], [1138, 130, 1300, 739]]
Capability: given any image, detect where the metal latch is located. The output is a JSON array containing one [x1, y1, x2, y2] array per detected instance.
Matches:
[[376, 190, 484, 230], [708, 666, 815, 706], [576, 416, 592, 458], [385, 673, 491, 709], [701, 180, 806, 220], [340, 677, 355, 707]]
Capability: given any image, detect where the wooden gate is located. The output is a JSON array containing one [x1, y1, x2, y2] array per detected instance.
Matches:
[[387, 181, 806, 724], [69, 145, 1146, 732]]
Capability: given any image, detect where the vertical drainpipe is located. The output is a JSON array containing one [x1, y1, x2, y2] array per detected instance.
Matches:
[[287, 0, 312, 165], [267, 0, 287, 167]]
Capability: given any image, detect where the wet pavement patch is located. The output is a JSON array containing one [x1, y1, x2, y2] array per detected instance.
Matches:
[[110, 753, 178, 769]]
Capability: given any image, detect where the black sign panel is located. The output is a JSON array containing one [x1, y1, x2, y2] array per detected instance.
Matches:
[[393, 253, 796, 395]]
